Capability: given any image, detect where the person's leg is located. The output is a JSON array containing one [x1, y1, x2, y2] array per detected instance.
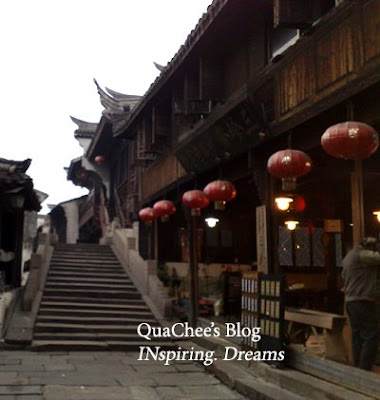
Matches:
[[358, 301, 378, 371], [346, 301, 362, 367]]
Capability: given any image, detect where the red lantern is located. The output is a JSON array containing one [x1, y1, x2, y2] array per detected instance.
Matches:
[[321, 121, 379, 160], [138, 207, 157, 225], [95, 155, 106, 165], [203, 180, 237, 210], [267, 149, 312, 191], [290, 195, 306, 212], [182, 190, 210, 216], [153, 200, 176, 222], [79, 172, 88, 180]]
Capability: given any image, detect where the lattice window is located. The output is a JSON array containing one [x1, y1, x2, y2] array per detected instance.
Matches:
[[279, 227, 292, 266], [295, 228, 311, 267], [312, 228, 325, 267], [279, 226, 327, 268]]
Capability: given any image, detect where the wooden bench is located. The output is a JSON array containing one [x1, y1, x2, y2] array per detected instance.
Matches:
[[285, 308, 347, 362]]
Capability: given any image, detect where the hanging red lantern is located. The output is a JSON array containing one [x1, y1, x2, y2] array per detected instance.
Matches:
[[321, 121, 379, 160], [289, 195, 306, 212], [79, 172, 88, 180], [203, 180, 237, 210], [267, 149, 312, 191], [153, 200, 176, 222], [138, 207, 157, 225], [95, 155, 106, 165], [182, 190, 210, 216]]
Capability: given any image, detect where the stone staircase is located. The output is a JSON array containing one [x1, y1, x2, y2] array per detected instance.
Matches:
[[31, 243, 172, 351]]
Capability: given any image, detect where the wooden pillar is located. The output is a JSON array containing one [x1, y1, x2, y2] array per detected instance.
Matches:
[[154, 218, 159, 267], [324, 232, 338, 313], [188, 214, 199, 327], [351, 160, 365, 244]]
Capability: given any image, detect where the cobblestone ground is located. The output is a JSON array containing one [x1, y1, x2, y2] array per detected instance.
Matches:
[[0, 350, 248, 400]]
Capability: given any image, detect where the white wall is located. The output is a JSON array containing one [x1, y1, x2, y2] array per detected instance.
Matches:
[[62, 202, 79, 244]]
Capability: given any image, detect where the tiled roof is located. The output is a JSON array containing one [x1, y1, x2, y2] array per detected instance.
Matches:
[[94, 79, 142, 136], [70, 116, 98, 139], [0, 158, 40, 211]]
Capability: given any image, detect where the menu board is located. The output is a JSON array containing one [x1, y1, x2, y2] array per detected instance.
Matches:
[[259, 274, 285, 366], [241, 272, 260, 350]]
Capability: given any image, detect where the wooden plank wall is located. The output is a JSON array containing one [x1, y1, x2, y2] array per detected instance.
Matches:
[[277, 0, 379, 118], [363, 0, 380, 62], [141, 155, 187, 201]]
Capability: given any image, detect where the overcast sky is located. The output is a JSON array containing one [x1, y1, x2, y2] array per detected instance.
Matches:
[[0, 0, 212, 213]]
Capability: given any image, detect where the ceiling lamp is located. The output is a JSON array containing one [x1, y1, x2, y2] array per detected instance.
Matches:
[[138, 207, 157, 225], [267, 149, 312, 191], [153, 200, 176, 222], [321, 121, 379, 160], [205, 217, 219, 228], [373, 211, 380, 223], [95, 155, 106, 165], [285, 220, 299, 230], [182, 190, 210, 216], [203, 180, 237, 210], [275, 196, 293, 211]]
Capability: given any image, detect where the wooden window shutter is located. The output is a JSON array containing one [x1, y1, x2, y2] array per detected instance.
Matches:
[[274, 0, 314, 29]]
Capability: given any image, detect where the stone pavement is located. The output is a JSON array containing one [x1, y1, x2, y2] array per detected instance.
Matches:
[[0, 350, 248, 400]]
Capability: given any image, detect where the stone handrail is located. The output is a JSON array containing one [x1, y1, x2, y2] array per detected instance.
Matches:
[[22, 232, 54, 312]]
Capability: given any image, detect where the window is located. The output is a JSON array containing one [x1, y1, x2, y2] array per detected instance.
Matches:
[[270, 0, 337, 59]]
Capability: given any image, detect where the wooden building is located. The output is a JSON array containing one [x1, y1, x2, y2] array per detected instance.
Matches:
[[66, 0, 379, 367], [0, 158, 40, 288], [93, 0, 379, 311]]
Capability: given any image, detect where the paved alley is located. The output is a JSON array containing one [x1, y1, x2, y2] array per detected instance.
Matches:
[[0, 349, 248, 400]]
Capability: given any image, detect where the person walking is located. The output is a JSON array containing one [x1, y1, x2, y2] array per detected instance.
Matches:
[[342, 236, 379, 371]]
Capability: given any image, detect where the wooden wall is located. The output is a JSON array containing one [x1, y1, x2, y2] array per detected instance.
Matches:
[[141, 155, 186, 201], [276, 0, 379, 120]]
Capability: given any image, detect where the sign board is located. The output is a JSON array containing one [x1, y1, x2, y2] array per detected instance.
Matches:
[[324, 219, 343, 233], [256, 205, 268, 273]]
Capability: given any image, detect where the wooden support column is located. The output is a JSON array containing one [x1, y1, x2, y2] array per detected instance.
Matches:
[[351, 160, 365, 244], [154, 218, 159, 266], [188, 214, 199, 328]]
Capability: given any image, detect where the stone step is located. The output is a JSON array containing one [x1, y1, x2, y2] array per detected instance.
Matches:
[[54, 243, 112, 247], [48, 267, 125, 274], [41, 296, 146, 305], [36, 315, 157, 325], [34, 322, 155, 333], [48, 270, 128, 279], [45, 275, 132, 284], [45, 282, 136, 290], [43, 289, 142, 300], [53, 250, 115, 255], [39, 300, 149, 310], [32, 332, 163, 341], [53, 259, 117, 264], [30, 340, 176, 351], [33, 244, 163, 353], [50, 260, 121, 267], [38, 307, 153, 318], [50, 261, 124, 271]]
